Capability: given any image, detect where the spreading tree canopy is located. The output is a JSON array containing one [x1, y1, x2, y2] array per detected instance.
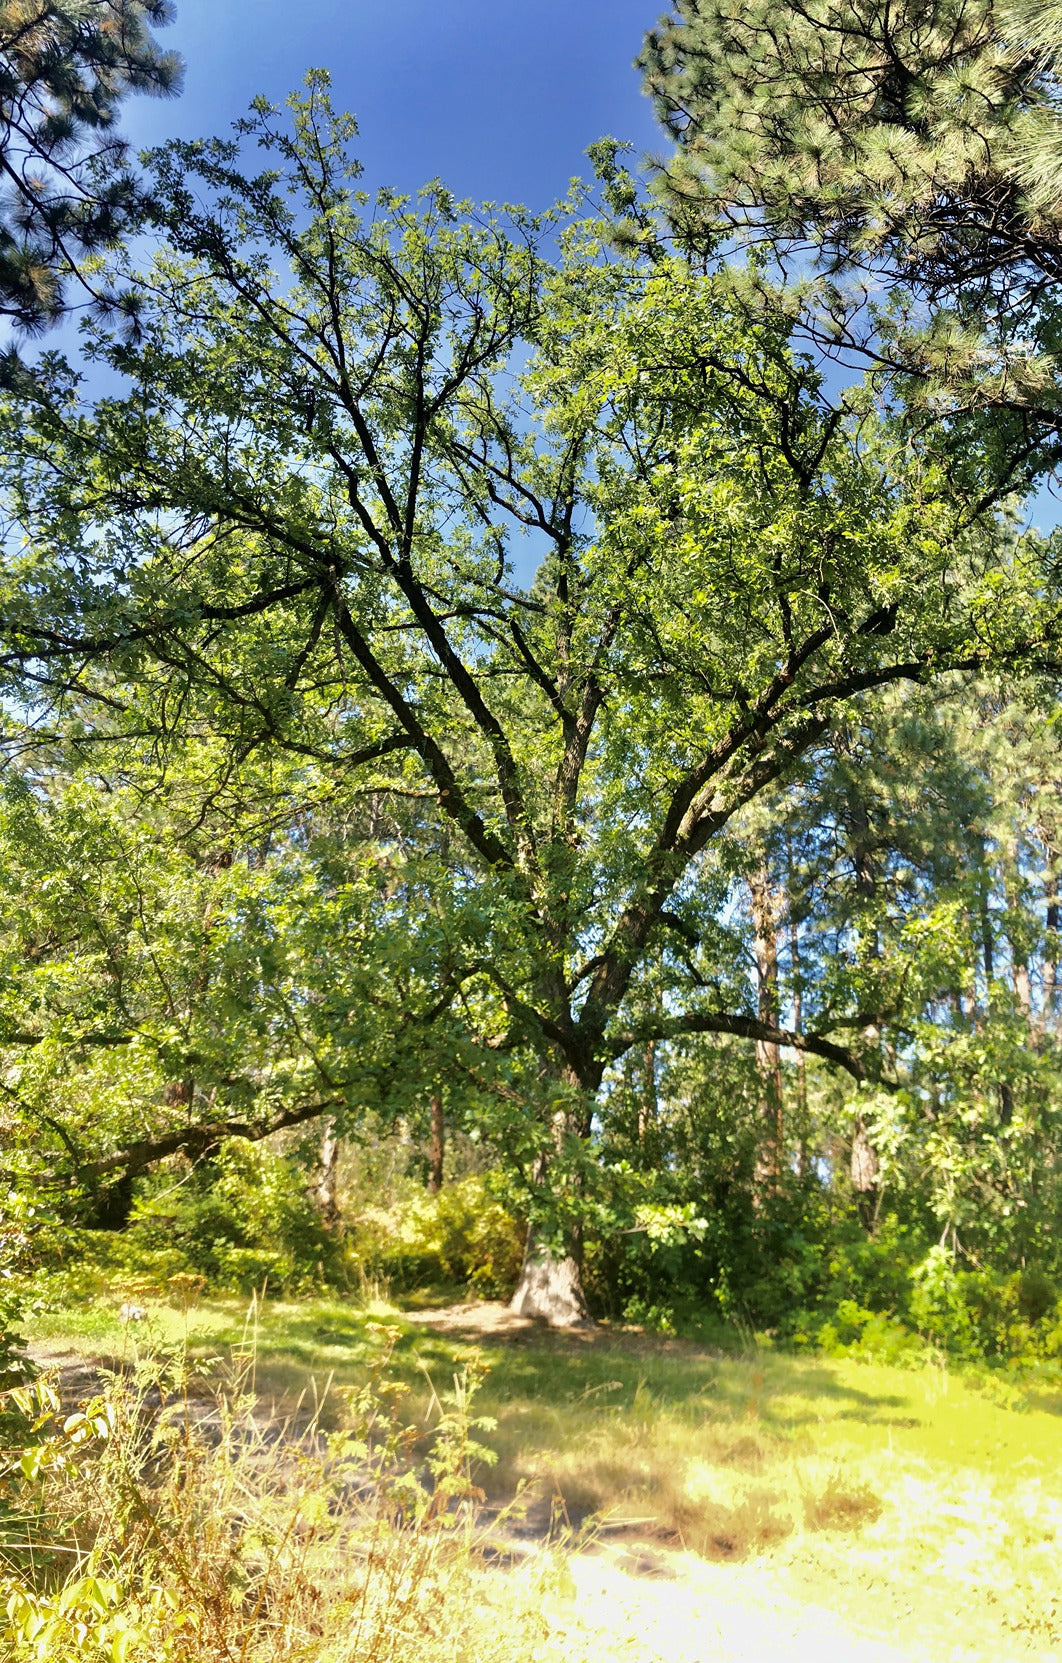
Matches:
[[2, 78, 1059, 1318]]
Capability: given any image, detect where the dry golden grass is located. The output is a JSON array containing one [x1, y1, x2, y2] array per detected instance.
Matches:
[[0, 1339, 583, 1663], [21, 1295, 1062, 1661]]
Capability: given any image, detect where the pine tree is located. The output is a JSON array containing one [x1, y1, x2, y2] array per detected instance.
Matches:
[[640, 1, 1062, 282], [639, 2, 1062, 443], [998, 1, 1062, 211], [0, 1, 181, 334]]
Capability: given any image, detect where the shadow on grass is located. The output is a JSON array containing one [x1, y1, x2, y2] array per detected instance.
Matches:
[[33, 1292, 1061, 1578], [1023, 1387, 1062, 1417], [216, 1305, 915, 1562], [384, 1316, 915, 1426]]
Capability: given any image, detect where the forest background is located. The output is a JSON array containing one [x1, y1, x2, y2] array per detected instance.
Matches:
[[1, 0, 1062, 1372]]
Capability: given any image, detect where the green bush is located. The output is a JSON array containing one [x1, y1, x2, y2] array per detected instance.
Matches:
[[810, 1300, 921, 1366], [948, 1265, 1061, 1367], [357, 1175, 524, 1299], [119, 1138, 340, 1294], [211, 1245, 294, 1292], [0, 1193, 37, 1391], [620, 1295, 678, 1334]]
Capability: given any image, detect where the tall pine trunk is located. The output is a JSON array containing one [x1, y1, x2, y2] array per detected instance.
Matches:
[[750, 865, 784, 1192]]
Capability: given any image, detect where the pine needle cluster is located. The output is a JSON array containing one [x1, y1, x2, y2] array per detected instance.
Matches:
[[640, 2, 1062, 432], [641, 2, 1062, 275], [0, 1, 181, 332]]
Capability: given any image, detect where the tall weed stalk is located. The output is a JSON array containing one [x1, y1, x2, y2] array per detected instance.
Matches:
[[0, 1323, 555, 1662]]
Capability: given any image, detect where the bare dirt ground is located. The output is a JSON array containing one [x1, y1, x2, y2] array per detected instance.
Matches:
[[25, 1343, 110, 1402], [403, 1300, 539, 1337]]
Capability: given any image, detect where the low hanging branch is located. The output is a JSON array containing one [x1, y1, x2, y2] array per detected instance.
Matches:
[[48, 1096, 350, 1188]]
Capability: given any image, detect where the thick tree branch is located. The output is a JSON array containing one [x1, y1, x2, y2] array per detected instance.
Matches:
[[327, 576, 516, 871], [70, 1098, 348, 1184], [610, 1010, 882, 1084]]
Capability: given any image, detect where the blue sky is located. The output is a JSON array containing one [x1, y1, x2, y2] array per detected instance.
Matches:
[[122, 0, 664, 207]]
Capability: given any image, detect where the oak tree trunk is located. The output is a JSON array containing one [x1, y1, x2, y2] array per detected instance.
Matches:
[[510, 1240, 591, 1326], [508, 1057, 593, 1326]]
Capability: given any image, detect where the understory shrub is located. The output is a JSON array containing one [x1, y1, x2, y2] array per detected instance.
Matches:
[[115, 1137, 342, 1294], [583, 1169, 1062, 1371], [810, 1301, 921, 1366], [585, 1173, 925, 1341], [784, 1250, 1062, 1372], [908, 1251, 1062, 1365], [356, 1175, 525, 1299], [0, 1192, 45, 1396]]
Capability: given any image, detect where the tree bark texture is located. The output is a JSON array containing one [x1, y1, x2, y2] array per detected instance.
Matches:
[[509, 1242, 591, 1326], [751, 866, 784, 1190], [508, 1057, 593, 1325], [313, 1116, 340, 1231], [427, 1091, 445, 1195]]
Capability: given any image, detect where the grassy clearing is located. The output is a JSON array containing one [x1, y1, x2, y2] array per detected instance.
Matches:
[[3, 1345, 585, 1663], [25, 1292, 1062, 1661]]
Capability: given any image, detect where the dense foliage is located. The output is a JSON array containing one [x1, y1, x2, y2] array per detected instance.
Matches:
[[0, 16, 1058, 1349]]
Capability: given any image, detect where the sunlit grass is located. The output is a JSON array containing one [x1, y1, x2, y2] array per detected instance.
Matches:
[[25, 1291, 1062, 1660], [3, 1336, 586, 1663]]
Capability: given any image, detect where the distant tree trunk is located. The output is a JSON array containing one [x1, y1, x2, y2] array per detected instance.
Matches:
[[1010, 911, 1037, 1024], [750, 865, 784, 1190], [783, 829, 809, 1176], [1000, 837, 1028, 1118], [1004, 844, 1033, 1024], [977, 844, 995, 996], [313, 1116, 340, 1230], [843, 791, 884, 1225], [850, 1116, 879, 1206], [427, 1091, 445, 1195], [995, 860, 1016, 1120], [1044, 895, 1060, 1027], [851, 1015, 881, 1228], [638, 1040, 657, 1149], [1013, 960, 1033, 1021]]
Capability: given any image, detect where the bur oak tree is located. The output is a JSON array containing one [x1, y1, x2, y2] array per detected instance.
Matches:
[[1, 79, 1057, 1321]]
